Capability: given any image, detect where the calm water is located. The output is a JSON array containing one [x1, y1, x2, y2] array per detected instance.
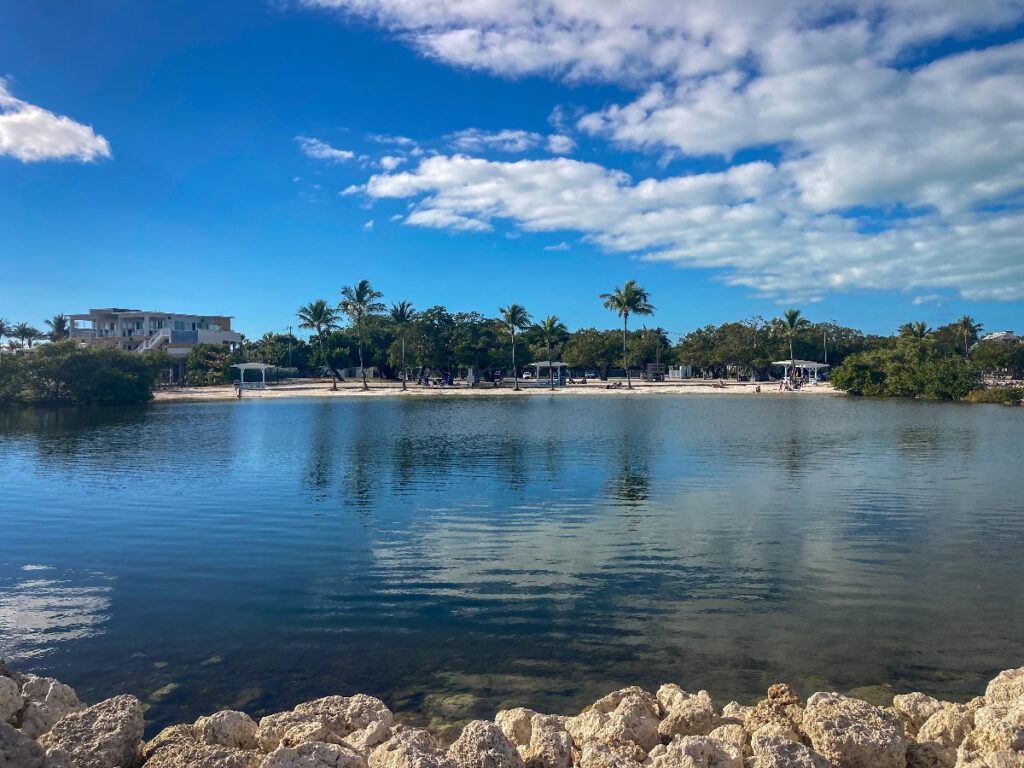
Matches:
[[1, 395, 1023, 735]]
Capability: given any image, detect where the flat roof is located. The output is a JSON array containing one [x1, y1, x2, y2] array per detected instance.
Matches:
[[72, 309, 234, 318]]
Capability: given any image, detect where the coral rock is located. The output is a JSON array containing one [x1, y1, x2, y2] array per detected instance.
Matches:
[[918, 704, 974, 749], [518, 714, 572, 768], [905, 740, 954, 768], [655, 686, 720, 739], [18, 676, 84, 739], [263, 740, 368, 768], [495, 709, 539, 748], [37, 694, 144, 768], [142, 742, 263, 768], [196, 710, 259, 750], [369, 728, 452, 768], [258, 696, 393, 753], [801, 692, 907, 768], [143, 723, 200, 760], [0, 721, 45, 768], [566, 687, 660, 759], [893, 693, 945, 738], [643, 734, 742, 768], [985, 669, 1024, 706], [576, 743, 640, 768], [749, 731, 833, 768], [446, 720, 523, 768]]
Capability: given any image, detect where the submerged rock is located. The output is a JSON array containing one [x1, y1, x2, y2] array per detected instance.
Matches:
[[37, 694, 144, 768], [801, 692, 907, 768]]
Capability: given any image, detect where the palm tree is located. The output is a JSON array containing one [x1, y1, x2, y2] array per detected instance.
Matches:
[[779, 308, 811, 382], [390, 301, 416, 390], [340, 280, 385, 390], [297, 299, 341, 390], [12, 322, 44, 348], [45, 313, 70, 341], [600, 280, 655, 389], [0, 318, 9, 349], [536, 315, 568, 389], [898, 321, 931, 339], [499, 304, 532, 391], [955, 315, 983, 358]]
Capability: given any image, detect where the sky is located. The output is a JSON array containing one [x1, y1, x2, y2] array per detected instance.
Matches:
[[2, 0, 1023, 341]]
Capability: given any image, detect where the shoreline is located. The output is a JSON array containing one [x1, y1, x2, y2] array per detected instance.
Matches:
[[153, 379, 841, 404], [2, 662, 1021, 767]]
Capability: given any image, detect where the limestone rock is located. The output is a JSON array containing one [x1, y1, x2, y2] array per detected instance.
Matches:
[[0, 721, 45, 768], [518, 714, 572, 768], [749, 731, 832, 768], [368, 728, 452, 768], [918, 704, 974, 749], [495, 708, 539, 748], [719, 702, 749, 726], [905, 740, 954, 768], [893, 693, 945, 738], [960, 699, 1024, 756], [258, 696, 392, 753], [143, 723, 200, 760], [744, 685, 805, 738], [707, 724, 748, 758], [655, 686, 719, 739], [37, 694, 144, 768], [986, 669, 1024, 706], [196, 710, 259, 750], [18, 676, 84, 739], [446, 720, 523, 768], [263, 741, 367, 768], [566, 687, 660, 760], [643, 735, 742, 768], [282, 722, 349, 749], [802, 692, 907, 768], [142, 742, 264, 768], [576, 743, 639, 768], [1, 675, 22, 725]]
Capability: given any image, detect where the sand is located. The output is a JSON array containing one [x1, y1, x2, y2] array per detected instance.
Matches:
[[152, 378, 841, 403]]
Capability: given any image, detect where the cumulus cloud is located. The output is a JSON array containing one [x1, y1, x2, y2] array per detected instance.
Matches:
[[0, 79, 110, 162], [379, 154, 406, 170], [365, 155, 1024, 302], [544, 241, 570, 251], [449, 128, 542, 153], [296, 135, 355, 162], [546, 134, 575, 154]]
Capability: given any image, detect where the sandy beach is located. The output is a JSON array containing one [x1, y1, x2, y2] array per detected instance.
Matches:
[[153, 378, 840, 403]]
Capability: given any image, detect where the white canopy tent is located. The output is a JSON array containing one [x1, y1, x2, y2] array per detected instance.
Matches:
[[528, 361, 570, 386], [231, 362, 274, 390], [772, 359, 830, 383]]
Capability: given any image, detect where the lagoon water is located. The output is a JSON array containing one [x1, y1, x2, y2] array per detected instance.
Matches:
[[1, 395, 1023, 734]]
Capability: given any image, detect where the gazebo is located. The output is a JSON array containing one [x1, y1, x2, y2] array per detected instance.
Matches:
[[231, 362, 274, 390], [772, 359, 830, 384], [528, 361, 570, 386]]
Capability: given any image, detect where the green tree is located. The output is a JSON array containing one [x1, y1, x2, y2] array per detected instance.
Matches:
[[599, 280, 655, 389], [499, 303, 531, 391], [534, 315, 569, 389], [898, 321, 930, 339], [340, 279, 385, 390], [45, 314, 70, 341], [297, 299, 341, 390], [776, 308, 811, 382], [955, 315, 983, 358], [390, 300, 416, 390], [12, 322, 44, 348]]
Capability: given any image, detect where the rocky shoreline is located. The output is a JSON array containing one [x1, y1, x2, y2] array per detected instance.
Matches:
[[2, 661, 1022, 768]]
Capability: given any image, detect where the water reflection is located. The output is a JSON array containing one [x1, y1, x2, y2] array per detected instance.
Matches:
[[1, 396, 1022, 735]]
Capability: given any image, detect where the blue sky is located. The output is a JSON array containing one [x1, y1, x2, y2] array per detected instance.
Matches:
[[2, 1, 1023, 340]]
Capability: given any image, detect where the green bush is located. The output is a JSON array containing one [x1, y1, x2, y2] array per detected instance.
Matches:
[[964, 387, 1024, 405], [0, 342, 166, 406], [831, 338, 981, 400]]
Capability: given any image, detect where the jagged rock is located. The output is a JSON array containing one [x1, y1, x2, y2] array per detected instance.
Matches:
[[566, 687, 660, 760], [1, 675, 22, 725], [37, 694, 143, 768], [143, 723, 200, 760], [368, 728, 452, 768], [282, 721, 350, 748], [719, 702, 749, 726], [576, 743, 639, 768], [263, 741, 367, 768], [749, 731, 832, 768], [18, 676, 84, 739], [905, 740, 954, 768], [258, 696, 393, 753], [918, 704, 974, 749], [985, 669, 1024, 706], [495, 708, 539, 748], [801, 692, 907, 768], [518, 714, 572, 768], [196, 710, 259, 750], [893, 693, 945, 738], [707, 724, 748, 758], [446, 720, 523, 768], [142, 742, 263, 768], [643, 735, 742, 768], [744, 685, 805, 738], [0, 721, 45, 768], [655, 686, 719, 739], [958, 698, 1024, 757], [954, 750, 1024, 768]]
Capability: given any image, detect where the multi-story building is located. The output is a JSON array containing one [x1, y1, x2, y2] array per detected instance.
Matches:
[[69, 308, 244, 380]]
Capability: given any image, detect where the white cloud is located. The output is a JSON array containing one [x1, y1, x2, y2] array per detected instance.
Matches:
[[449, 128, 542, 153], [544, 241, 570, 251], [340, 184, 363, 195], [379, 154, 406, 170], [368, 133, 417, 146], [912, 294, 943, 306], [365, 154, 1024, 301], [296, 135, 355, 162], [363, 218, 375, 230], [0, 78, 110, 162], [546, 134, 575, 154]]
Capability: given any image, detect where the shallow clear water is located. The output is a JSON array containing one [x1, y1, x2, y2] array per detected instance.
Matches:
[[1, 395, 1023, 735]]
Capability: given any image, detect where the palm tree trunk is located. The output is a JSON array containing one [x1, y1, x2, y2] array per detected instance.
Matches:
[[318, 330, 337, 391], [789, 336, 795, 386], [512, 331, 519, 391], [548, 344, 554, 390], [623, 315, 631, 389], [358, 324, 368, 390], [401, 337, 407, 390]]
